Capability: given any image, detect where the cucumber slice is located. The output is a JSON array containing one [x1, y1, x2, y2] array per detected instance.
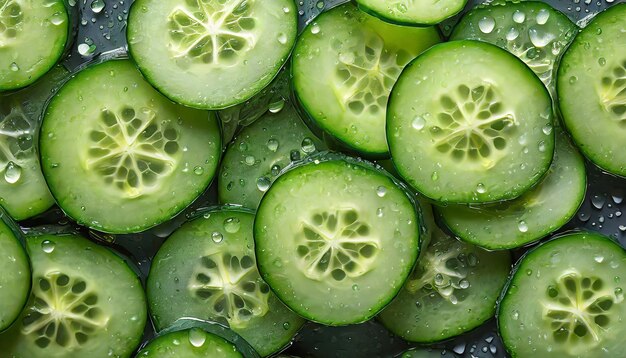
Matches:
[[0, 66, 68, 221], [127, 0, 297, 110], [356, 0, 467, 26], [438, 131, 586, 250], [450, 1, 577, 98], [0, 215, 30, 331], [148, 208, 304, 357], [378, 228, 511, 343], [292, 3, 440, 157], [137, 328, 244, 358], [254, 154, 421, 325], [218, 102, 326, 210], [0, 0, 69, 91], [557, 4, 626, 177], [388, 40, 554, 203], [499, 232, 626, 357], [39, 59, 221, 234], [0, 233, 147, 357]]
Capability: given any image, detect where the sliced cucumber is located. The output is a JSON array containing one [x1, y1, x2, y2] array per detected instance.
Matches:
[[254, 154, 420, 325], [438, 131, 586, 250], [356, 0, 467, 26], [40, 59, 221, 234], [388, 40, 554, 203], [0, 65, 68, 221], [127, 0, 297, 110], [292, 3, 440, 156], [137, 328, 244, 358], [499, 232, 626, 357], [451, 1, 577, 98], [148, 208, 304, 357], [378, 228, 511, 343], [557, 4, 626, 177], [0, 0, 69, 91], [0, 215, 30, 331], [218, 102, 325, 210], [0, 233, 146, 357]]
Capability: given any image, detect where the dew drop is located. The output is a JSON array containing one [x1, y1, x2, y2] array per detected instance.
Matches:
[[478, 16, 496, 33], [283, 322, 290, 330], [193, 166, 204, 175], [459, 279, 470, 289], [476, 183, 486, 194], [301, 138, 316, 153], [224, 217, 240, 234], [411, 116, 426, 130], [538, 141, 547, 152], [273, 258, 283, 267], [277, 33, 288, 45], [376, 186, 387, 197], [257, 177, 271, 192], [41, 240, 55, 253], [211, 231, 224, 244], [245, 155, 256, 166], [431, 171, 439, 181], [310, 23, 320, 34], [91, 0, 105, 13], [4, 161, 22, 184], [518, 220, 529, 233], [594, 254, 605, 263], [266, 138, 279, 152], [536, 8, 550, 24], [453, 343, 466, 355], [352, 284, 359, 291], [188, 328, 206, 348], [598, 57, 606, 66], [512, 310, 520, 320], [9, 62, 19, 72], [506, 27, 519, 41], [50, 12, 65, 25], [376, 208, 384, 217], [542, 124, 553, 135], [591, 195, 606, 210], [569, 76, 578, 84], [269, 99, 285, 113], [513, 10, 526, 23]]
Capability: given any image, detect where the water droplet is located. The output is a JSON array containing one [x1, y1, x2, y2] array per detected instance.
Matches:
[[283, 6, 290, 13], [513, 10, 526, 23], [316, 1, 324, 9], [411, 116, 426, 130], [193, 166, 204, 175], [283, 322, 290, 330], [536, 8, 550, 24], [224, 217, 240, 234], [78, 43, 96, 56], [376, 186, 387, 197], [310, 23, 320, 34], [271, 165, 281, 176], [506, 27, 519, 41], [257, 177, 271, 192], [511, 310, 520, 320], [529, 27, 556, 47], [301, 138, 316, 153], [619, 225, 626, 232], [245, 155, 256, 166], [266, 139, 279, 152], [41, 240, 55, 253], [542, 124, 553, 135], [91, 0, 105, 13], [376, 208, 384, 217], [518, 220, 529, 233], [211, 231, 223, 243], [591, 195, 606, 210], [615, 287, 623, 299], [478, 16, 495, 33], [9, 62, 19, 72], [352, 284, 359, 291], [526, 269, 533, 276], [269, 99, 285, 113], [594, 254, 605, 263], [277, 33, 288, 45], [453, 343, 466, 355], [431, 171, 439, 181], [459, 279, 470, 289], [569, 76, 578, 84], [290, 150, 301, 162], [538, 141, 547, 152], [467, 253, 479, 266], [449, 295, 459, 304], [273, 258, 283, 267], [579, 211, 590, 222], [4, 161, 22, 184], [239, 142, 248, 152], [476, 183, 486, 194], [50, 12, 65, 25], [188, 328, 206, 347]]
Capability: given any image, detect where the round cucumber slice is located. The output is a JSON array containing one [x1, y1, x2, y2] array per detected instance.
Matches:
[[0, 214, 30, 331], [499, 232, 626, 357], [450, 1, 577, 99], [557, 4, 626, 177], [148, 208, 304, 357], [388, 40, 554, 204], [356, 0, 467, 26], [40, 59, 221, 234], [0, 233, 147, 357], [378, 228, 511, 343], [0, 0, 69, 91], [254, 154, 421, 325], [438, 131, 586, 250], [136, 328, 244, 358], [218, 102, 326, 210], [292, 3, 440, 157], [0, 65, 68, 221], [127, 0, 297, 110]]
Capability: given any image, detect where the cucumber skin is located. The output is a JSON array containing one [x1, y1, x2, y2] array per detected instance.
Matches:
[[356, 0, 468, 27]]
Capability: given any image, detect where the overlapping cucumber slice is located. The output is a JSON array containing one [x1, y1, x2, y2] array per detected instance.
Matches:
[[499, 232, 626, 357], [0, 214, 30, 331], [148, 208, 304, 357], [378, 228, 511, 343], [137, 328, 244, 358], [388, 40, 554, 203], [0, 233, 146, 357], [356, 0, 467, 26], [438, 131, 586, 250]]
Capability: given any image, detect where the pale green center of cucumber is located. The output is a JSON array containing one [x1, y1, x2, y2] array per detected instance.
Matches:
[[599, 60, 626, 124], [21, 272, 108, 349], [168, 0, 257, 67], [430, 84, 515, 167], [333, 31, 409, 116], [0, 103, 32, 182], [188, 251, 270, 329], [543, 270, 623, 353], [0, 0, 22, 47], [388, 0, 413, 15], [87, 107, 180, 198], [296, 208, 379, 282]]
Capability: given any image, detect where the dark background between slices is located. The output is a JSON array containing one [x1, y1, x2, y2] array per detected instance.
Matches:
[[21, 0, 624, 357]]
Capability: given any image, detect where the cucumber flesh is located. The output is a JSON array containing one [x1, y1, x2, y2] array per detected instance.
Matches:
[[388, 40, 554, 203], [0, 216, 30, 331], [557, 4, 626, 177], [0, 0, 69, 91], [499, 232, 626, 357], [136, 328, 244, 358], [451, 1, 577, 98], [254, 154, 420, 325], [378, 228, 511, 343], [356, 0, 468, 26], [292, 3, 441, 156], [438, 131, 586, 250]]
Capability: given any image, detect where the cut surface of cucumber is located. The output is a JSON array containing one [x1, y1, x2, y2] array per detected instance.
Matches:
[[292, 3, 440, 156], [254, 154, 420, 325], [356, 0, 467, 26], [0, 0, 69, 91], [127, 0, 297, 110], [499, 232, 626, 357], [378, 228, 511, 343], [438, 132, 586, 250], [0, 233, 147, 357], [40, 59, 221, 234], [0, 216, 30, 332], [136, 328, 244, 358], [557, 4, 626, 177], [388, 40, 554, 203], [218, 102, 325, 210], [0, 66, 68, 221], [148, 208, 304, 357], [451, 1, 577, 98]]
